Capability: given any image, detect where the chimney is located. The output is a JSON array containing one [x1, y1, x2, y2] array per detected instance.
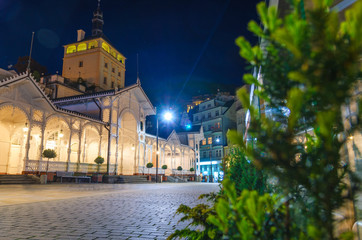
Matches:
[[77, 29, 85, 41]]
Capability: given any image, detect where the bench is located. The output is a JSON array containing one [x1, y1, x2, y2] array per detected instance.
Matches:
[[55, 171, 91, 183]]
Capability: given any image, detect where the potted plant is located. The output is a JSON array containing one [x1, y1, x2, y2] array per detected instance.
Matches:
[[189, 167, 195, 181], [162, 165, 167, 181], [94, 156, 104, 183], [42, 149, 57, 184], [146, 162, 153, 181]]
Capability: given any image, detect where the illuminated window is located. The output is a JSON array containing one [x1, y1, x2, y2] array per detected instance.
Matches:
[[215, 122, 220, 129], [208, 137, 212, 144], [66, 45, 76, 54], [79, 61, 83, 67], [88, 40, 98, 49], [77, 43, 87, 52], [202, 139, 206, 145], [102, 42, 110, 52], [111, 49, 117, 58]]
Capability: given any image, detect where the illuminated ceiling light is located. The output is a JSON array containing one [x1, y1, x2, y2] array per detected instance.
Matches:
[[216, 138, 220, 143], [59, 129, 64, 138], [131, 144, 135, 150], [23, 123, 29, 132], [349, 135, 354, 140]]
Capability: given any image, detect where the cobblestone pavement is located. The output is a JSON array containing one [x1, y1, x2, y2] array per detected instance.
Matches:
[[0, 183, 219, 240]]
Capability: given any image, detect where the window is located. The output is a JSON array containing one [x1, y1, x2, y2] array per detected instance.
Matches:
[[104, 63, 108, 68], [215, 110, 219, 116], [111, 82, 114, 88], [202, 139, 206, 145], [102, 42, 110, 52], [112, 68, 115, 73], [208, 137, 212, 144], [88, 40, 98, 49], [208, 104, 211, 108], [79, 61, 83, 67], [140, 121, 144, 131], [203, 152, 206, 158], [103, 77, 107, 84], [77, 43, 87, 52], [202, 115, 205, 120], [215, 122, 220, 129], [66, 45, 76, 54], [208, 125, 211, 131], [195, 116, 199, 121], [208, 112, 211, 118], [118, 72, 121, 77]]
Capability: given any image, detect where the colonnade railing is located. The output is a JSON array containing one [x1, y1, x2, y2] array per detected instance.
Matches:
[[25, 160, 109, 173]]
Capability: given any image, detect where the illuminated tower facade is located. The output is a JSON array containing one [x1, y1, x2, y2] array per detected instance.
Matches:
[[62, 1, 126, 91]]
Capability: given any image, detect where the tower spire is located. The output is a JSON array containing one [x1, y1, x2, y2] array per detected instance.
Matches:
[[92, 0, 104, 37]]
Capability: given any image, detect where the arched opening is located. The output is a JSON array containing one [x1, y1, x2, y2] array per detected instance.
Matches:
[[119, 112, 138, 175], [88, 40, 98, 49], [44, 117, 70, 172], [81, 125, 101, 172], [164, 145, 172, 175], [28, 125, 42, 161], [102, 42, 110, 53], [66, 45, 76, 54], [0, 105, 29, 174], [77, 43, 87, 52]]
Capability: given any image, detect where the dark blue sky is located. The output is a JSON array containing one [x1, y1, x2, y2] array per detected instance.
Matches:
[[0, 0, 259, 107]]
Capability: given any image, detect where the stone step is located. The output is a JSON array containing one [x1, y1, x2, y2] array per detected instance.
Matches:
[[0, 175, 39, 184]]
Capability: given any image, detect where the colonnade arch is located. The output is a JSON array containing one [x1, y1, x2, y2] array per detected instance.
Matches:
[[119, 111, 138, 175], [0, 105, 29, 174]]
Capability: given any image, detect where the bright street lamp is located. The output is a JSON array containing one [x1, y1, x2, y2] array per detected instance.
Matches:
[[156, 108, 173, 183], [163, 111, 173, 121]]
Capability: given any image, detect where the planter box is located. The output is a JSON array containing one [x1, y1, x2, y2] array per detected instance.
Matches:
[[92, 174, 103, 183], [162, 176, 167, 181]]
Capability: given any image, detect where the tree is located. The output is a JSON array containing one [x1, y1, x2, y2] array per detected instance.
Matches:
[[94, 156, 104, 173], [223, 147, 270, 195], [227, 0, 362, 238], [42, 149, 57, 174], [162, 164, 167, 170], [13, 56, 47, 78], [190, 167, 194, 172]]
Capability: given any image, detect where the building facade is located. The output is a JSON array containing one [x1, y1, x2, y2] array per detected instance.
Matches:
[[192, 93, 236, 181]]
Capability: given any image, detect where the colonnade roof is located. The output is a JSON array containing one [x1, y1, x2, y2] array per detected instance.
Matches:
[[0, 71, 106, 124], [52, 81, 155, 116]]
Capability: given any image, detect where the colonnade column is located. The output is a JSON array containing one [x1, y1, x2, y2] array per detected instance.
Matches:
[[77, 126, 82, 172], [23, 120, 32, 173], [66, 128, 73, 172], [38, 114, 46, 173]]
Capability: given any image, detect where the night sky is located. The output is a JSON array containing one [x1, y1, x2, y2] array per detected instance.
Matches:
[[0, 0, 259, 107]]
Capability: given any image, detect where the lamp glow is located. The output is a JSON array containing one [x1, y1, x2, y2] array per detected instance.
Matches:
[[59, 130, 64, 138], [163, 111, 173, 121], [23, 123, 29, 132], [216, 138, 220, 143], [186, 124, 191, 130]]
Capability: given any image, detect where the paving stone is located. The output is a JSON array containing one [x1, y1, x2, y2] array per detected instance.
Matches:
[[0, 183, 218, 239]]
